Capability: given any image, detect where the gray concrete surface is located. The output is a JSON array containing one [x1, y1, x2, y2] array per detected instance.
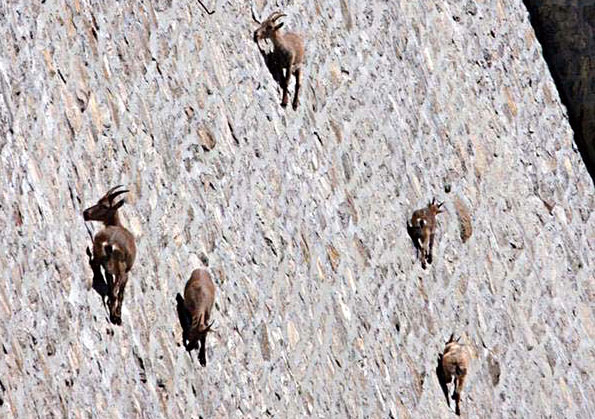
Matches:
[[0, 0, 593, 417]]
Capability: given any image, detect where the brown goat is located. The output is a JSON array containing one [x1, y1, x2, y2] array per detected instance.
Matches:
[[177, 269, 216, 366], [253, 11, 305, 109], [440, 334, 471, 416], [83, 185, 136, 325], [407, 198, 444, 269]]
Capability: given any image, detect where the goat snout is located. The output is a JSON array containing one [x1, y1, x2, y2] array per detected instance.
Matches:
[[83, 209, 90, 221]]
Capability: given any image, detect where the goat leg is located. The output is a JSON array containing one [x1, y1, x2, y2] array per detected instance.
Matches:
[[105, 271, 114, 294], [454, 373, 466, 415], [427, 232, 435, 265], [452, 378, 461, 415], [87, 246, 110, 312], [292, 68, 302, 109], [87, 246, 99, 272], [420, 244, 427, 269], [115, 272, 128, 325], [108, 279, 118, 324], [281, 66, 291, 107], [198, 334, 207, 366], [454, 393, 461, 416]]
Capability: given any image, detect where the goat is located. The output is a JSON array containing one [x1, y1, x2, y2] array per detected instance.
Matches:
[[407, 198, 444, 269], [253, 11, 304, 109], [177, 269, 216, 366], [439, 334, 471, 416], [83, 185, 136, 325]]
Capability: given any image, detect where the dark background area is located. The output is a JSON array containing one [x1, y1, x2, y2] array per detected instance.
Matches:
[[523, 0, 595, 181]]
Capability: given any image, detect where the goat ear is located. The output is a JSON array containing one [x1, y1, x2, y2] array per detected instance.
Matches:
[[274, 22, 284, 31]]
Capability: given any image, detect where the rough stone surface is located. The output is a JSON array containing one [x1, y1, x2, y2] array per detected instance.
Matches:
[[0, 1, 593, 418], [454, 196, 473, 243]]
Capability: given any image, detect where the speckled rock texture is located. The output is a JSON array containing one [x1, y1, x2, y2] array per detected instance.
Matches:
[[0, 1, 593, 418]]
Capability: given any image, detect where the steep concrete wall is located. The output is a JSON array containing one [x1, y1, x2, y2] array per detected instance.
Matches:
[[0, 0, 593, 418], [524, 0, 595, 178]]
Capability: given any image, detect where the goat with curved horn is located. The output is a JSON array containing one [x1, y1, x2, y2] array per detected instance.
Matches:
[[83, 186, 137, 325], [179, 268, 217, 366], [253, 10, 305, 109], [440, 334, 471, 415], [407, 198, 445, 269]]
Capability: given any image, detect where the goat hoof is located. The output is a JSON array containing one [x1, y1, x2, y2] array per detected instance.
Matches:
[[281, 100, 288, 108], [427, 255, 433, 264], [292, 102, 299, 110]]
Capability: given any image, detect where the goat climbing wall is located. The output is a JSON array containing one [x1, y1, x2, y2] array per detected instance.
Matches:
[[0, 0, 593, 417]]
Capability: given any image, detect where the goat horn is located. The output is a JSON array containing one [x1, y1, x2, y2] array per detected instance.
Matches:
[[265, 11, 285, 22], [251, 3, 261, 23], [105, 185, 125, 196], [204, 320, 215, 332], [448, 333, 455, 343], [108, 189, 129, 204]]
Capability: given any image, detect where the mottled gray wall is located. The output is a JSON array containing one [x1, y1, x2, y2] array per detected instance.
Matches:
[[524, 0, 595, 178], [0, 0, 593, 418]]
